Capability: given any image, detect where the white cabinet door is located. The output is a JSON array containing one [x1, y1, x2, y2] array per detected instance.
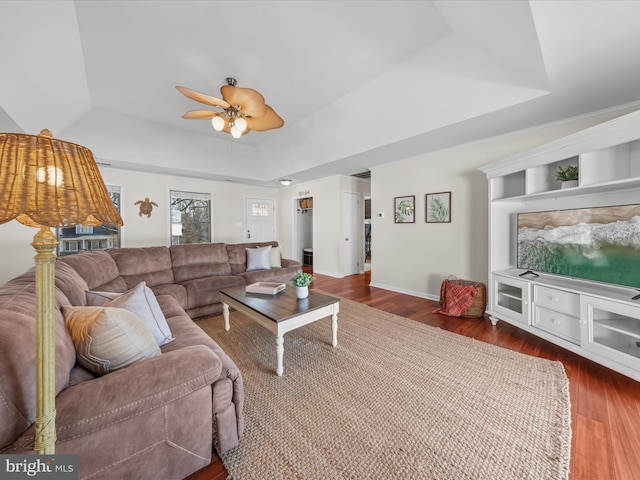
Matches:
[[342, 192, 360, 276], [490, 274, 530, 325], [580, 295, 640, 370]]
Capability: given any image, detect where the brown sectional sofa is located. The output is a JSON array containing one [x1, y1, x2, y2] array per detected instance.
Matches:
[[0, 241, 301, 479]]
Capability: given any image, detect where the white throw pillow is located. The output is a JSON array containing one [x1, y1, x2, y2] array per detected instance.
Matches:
[[246, 245, 272, 271], [269, 246, 282, 268], [63, 306, 161, 376], [86, 282, 175, 346]]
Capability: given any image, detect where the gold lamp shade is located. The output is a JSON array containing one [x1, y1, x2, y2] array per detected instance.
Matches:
[[0, 130, 123, 227], [0, 129, 123, 455]]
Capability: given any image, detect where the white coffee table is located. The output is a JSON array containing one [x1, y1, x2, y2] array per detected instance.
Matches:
[[220, 286, 339, 376]]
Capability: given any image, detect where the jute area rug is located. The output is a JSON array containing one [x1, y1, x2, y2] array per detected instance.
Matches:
[[197, 297, 571, 480]]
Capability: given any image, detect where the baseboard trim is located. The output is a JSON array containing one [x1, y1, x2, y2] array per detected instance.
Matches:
[[311, 269, 343, 278], [369, 282, 439, 302]]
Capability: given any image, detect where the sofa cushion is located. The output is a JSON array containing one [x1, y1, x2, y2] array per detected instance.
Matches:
[[60, 250, 128, 292], [108, 247, 174, 288], [170, 243, 232, 283], [149, 283, 188, 309], [86, 282, 175, 346], [180, 275, 245, 310], [63, 306, 161, 376], [54, 261, 90, 307], [246, 245, 272, 271], [226, 241, 278, 274]]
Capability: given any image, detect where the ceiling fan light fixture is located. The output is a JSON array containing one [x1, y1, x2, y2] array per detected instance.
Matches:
[[211, 116, 225, 131], [234, 117, 248, 132], [230, 126, 243, 138], [177, 77, 283, 139]]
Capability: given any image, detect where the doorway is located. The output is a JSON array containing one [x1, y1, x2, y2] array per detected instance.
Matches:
[[364, 195, 371, 271], [245, 198, 276, 241], [295, 197, 313, 267]]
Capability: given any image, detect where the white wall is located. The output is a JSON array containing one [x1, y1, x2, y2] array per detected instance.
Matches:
[[370, 151, 488, 300], [0, 167, 280, 285], [0, 222, 41, 283]]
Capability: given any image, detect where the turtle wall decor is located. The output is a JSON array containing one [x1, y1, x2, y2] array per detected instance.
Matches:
[[135, 198, 158, 218]]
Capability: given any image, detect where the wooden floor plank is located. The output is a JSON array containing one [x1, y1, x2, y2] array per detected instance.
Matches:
[[573, 414, 613, 480], [189, 271, 640, 480]]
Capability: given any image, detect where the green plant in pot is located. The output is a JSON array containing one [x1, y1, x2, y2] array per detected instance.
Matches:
[[556, 165, 579, 188], [290, 269, 315, 299]]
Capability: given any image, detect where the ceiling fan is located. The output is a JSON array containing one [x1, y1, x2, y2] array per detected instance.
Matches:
[[176, 77, 284, 138]]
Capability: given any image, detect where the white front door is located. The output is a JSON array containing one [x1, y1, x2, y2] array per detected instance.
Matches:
[[342, 192, 360, 276], [245, 198, 276, 241]]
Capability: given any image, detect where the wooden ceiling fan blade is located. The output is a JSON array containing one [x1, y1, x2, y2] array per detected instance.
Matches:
[[181, 110, 218, 120], [221, 85, 266, 118], [245, 105, 284, 131], [176, 86, 230, 108]]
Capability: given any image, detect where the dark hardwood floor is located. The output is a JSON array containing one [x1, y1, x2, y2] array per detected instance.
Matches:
[[188, 270, 640, 480]]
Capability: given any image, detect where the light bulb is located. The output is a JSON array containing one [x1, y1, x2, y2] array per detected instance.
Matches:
[[36, 166, 64, 187], [234, 117, 247, 132], [211, 116, 225, 131], [230, 126, 243, 138]]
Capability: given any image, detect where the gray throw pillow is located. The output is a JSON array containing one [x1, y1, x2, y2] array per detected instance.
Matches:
[[86, 282, 175, 346], [246, 245, 272, 271]]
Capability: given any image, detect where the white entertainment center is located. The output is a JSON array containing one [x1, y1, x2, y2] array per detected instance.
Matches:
[[479, 110, 640, 382]]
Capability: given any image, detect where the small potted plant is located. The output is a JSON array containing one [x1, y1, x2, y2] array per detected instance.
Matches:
[[289, 269, 315, 299], [556, 165, 579, 189]]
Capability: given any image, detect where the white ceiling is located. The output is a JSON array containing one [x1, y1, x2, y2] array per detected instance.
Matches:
[[2, 0, 640, 187]]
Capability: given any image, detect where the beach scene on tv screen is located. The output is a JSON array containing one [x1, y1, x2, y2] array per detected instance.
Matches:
[[517, 204, 640, 289]]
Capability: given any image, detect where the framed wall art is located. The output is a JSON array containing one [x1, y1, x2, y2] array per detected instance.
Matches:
[[394, 195, 415, 223], [426, 192, 451, 223]]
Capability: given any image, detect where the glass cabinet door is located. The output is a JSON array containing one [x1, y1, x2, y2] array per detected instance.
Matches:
[[491, 274, 530, 325], [581, 296, 640, 365]]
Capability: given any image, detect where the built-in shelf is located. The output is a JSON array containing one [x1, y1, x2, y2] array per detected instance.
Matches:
[[480, 109, 640, 382], [491, 175, 640, 203], [498, 291, 521, 302], [595, 317, 640, 341]]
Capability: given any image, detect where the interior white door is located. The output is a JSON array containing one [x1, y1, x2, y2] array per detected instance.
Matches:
[[342, 192, 360, 276], [245, 198, 276, 241]]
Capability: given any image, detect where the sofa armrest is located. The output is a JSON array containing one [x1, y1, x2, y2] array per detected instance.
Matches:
[[49, 345, 221, 442], [281, 258, 302, 269]]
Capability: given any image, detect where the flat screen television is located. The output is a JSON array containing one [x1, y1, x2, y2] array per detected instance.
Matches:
[[517, 204, 640, 289]]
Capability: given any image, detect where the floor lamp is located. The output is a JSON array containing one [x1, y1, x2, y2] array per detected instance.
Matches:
[[0, 130, 123, 454]]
